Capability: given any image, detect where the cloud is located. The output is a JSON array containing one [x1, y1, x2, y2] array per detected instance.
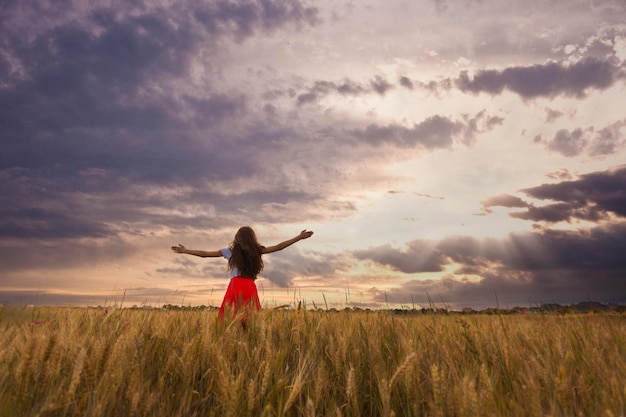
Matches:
[[399, 76, 414, 90], [352, 116, 459, 149], [370, 75, 394, 95], [455, 58, 622, 99], [478, 166, 626, 223], [1, 0, 320, 139], [589, 119, 626, 156], [296, 76, 394, 105], [263, 248, 342, 287], [546, 168, 573, 181], [533, 120, 626, 158], [350, 111, 503, 149], [359, 222, 626, 308], [515, 165, 626, 222], [414, 192, 445, 200], [443, 222, 626, 273], [353, 240, 448, 273], [511, 203, 595, 223], [0, 4, 252, 176], [0, 0, 337, 246], [193, 0, 320, 41], [480, 194, 528, 215], [347, 166, 626, 306], [544, 108, 564, 123], [0, 235, 136, 273], [2, 0, 320, 44], [481, 194, 528, 209], [0, 207, 112, 240], [546, 128, 589, 157]]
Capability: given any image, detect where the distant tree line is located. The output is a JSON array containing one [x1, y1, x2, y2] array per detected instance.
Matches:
[[137, 301, 626, 314]]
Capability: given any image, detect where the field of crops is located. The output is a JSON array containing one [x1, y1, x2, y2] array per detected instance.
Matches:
[[0, 306, 624, 417]]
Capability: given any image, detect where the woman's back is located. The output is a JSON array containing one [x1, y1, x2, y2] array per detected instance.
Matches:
[[228, 226, 264, 278]]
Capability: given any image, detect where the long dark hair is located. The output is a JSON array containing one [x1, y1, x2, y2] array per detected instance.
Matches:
[[228, 226, 264, 278]]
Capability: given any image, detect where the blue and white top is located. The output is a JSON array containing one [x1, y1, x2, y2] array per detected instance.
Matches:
[[221, 248, 237, 277]]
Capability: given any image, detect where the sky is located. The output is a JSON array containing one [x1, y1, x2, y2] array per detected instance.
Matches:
[[1, 0, 625, 310]]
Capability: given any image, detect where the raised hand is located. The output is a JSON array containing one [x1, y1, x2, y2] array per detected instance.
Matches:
[[299, 230, 314, 240], [171, 244, 187, 253]]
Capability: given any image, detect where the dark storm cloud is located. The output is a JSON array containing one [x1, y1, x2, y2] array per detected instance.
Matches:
[[1, 0, 317, 147], [515, 165, 626, 221], [351, 111, 503, 149], [0, 0, 322, 244], [0, 207, 112, 240], [0, 0, 318, 145], [0, 235, 135, 273], [479, 166, 626, 223], [360, 222, 626, 307], [407, 223, 626, 273], [511, 203, 594, 223], [372, 266, 625, 309], [455, 58, 622, 99], [0, 5, 244, 175]]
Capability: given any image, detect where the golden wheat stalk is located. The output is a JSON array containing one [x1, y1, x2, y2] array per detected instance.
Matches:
[[389, 352, 417, 389], [66, 348, 86, 401]]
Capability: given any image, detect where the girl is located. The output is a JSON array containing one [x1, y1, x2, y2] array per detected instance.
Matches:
[[171, 227, 313, 323]]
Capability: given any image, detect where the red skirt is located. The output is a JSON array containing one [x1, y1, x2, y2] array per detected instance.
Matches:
[[218, 276, 261, 321]]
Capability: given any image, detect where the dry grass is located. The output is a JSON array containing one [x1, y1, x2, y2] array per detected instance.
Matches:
[[0, 306, 624, 416]]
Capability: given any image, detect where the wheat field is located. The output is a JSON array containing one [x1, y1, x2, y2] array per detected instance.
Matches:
[[0, 306, 624, 417]]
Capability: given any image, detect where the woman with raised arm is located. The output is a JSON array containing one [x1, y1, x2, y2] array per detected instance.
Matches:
[[171, 227, 313, 324]]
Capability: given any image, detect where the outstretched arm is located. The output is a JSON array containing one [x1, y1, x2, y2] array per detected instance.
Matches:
[[171, 244, 222, 258], [262, 230, 314, 254]]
